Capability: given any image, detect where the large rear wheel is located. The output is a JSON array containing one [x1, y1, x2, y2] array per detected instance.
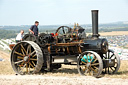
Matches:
[[11, 41, 43, 75]]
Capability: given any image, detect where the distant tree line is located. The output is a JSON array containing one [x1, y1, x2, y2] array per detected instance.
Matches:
[[0, 29, 17, 39], [0, 27, 128, 39]]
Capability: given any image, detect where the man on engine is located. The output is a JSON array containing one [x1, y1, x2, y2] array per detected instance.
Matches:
[[15, 30, 24, 43], [29, 21, 39, 36]]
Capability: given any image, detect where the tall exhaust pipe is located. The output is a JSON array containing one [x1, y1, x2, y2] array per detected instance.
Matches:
[[92, 10, 100, 38]]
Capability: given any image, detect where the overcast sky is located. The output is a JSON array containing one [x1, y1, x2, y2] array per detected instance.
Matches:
[[0, 0, 128, 26]]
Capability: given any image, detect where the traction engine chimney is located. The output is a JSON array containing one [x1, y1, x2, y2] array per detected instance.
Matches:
[[92, 10, 99, 38]]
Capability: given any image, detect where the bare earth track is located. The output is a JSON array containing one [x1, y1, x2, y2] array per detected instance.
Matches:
[[0, 75, 128, 85], [0, 46, 128, 85]]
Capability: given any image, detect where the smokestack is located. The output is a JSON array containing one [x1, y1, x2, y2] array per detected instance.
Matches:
[[92, 10, 100, 38]]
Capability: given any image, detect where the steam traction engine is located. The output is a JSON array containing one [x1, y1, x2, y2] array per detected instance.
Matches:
[[10, 10, 120, 78]]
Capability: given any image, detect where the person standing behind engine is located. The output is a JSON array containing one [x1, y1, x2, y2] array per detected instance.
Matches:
[[29, 21, 39, 36], [15, 30, 24, 43]]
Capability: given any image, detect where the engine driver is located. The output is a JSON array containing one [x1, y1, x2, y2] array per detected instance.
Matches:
[[29, 21, 39, 36]]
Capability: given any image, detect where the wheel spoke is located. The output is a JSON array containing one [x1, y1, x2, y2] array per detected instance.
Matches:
[[86, 55, 88, 63], [92, 58, 97, 63], [17, 56, 23, 59], [110, 54, 114, 59], [92, 65, 99, 69], [106, 53, 108, 59], [81, 61, 87, 65], [110, 67, 114, 72], [20, 64, 26, 73], [85, 68, 89, 73], [32, 54, 37, 58], [19, 61, 24, 67], [62, 27, 65, 34], [103, 55, 107, 59], [29, 51, 36, 56], [26, 64, 28, 73], [91, 63, 99, 66], [21, 49, 25, 56], [14, 60, 24, 64], [27, 45, 30, 55], [82, 57, 87, 63], [90, 67, 97, 73], [28, 64, 30, 73], [32, 61, 36, 66], [14, 51, 24, 57], [90, 66, 94, 71], [113, 67, 116, 69], [108, 52, 110, 59], [27, 45, 30, 54], [93, 67, 99, 74], [19, 65, 22, 68], [83, 66, 87, 71], [29, 45, 31, 54], [108, 67, 109, 73], [88, 68, 91, 75], [90, 56, 94, 62], [115, 62, 117, 64], [30, 58, 37, 61], [29, 62, 35, 69], [88, 53, 91, 61], [20, 44, 27, 55]]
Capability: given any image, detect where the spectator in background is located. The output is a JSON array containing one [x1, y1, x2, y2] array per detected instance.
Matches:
[[29, 21, 39, 36], [16, 30, 24, 43]]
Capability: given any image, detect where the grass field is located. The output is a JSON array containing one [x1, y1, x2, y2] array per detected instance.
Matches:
[[87, 31, 128, 36], [0, 50, 128, 78]]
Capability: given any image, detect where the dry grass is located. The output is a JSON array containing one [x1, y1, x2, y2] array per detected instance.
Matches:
[[39, 64, 80, 77], [87, 31, 128, 36], [40, 61, 128, 79], [1, 60, 128, 79], [0, 50, 128, 78], [104, 60, 128, 79], [0, 50, 14, 74], [0, 61, 14, 75]]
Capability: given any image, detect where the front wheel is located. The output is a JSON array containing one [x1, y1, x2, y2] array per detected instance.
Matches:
[[77, 51, 103, 78]]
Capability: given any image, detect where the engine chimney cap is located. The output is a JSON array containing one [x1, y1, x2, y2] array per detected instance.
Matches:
[[91, 10, 99, 12]]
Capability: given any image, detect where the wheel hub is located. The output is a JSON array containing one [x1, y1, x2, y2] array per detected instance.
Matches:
[[87, 63, 91, 67], [24, 56, 29, 62]]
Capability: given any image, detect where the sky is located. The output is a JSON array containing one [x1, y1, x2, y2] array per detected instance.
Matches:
[[0, 0, 128, 26]]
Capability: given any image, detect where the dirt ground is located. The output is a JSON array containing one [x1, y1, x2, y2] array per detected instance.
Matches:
[[0, 75, 128, 85], [0, 50, 128, 85], [0, 50, 10, 60]]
